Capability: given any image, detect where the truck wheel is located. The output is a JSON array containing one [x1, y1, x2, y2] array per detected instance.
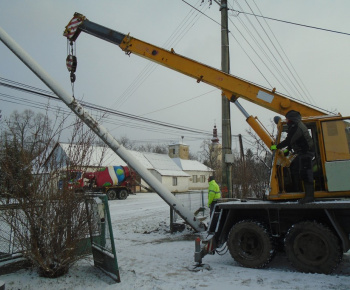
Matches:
[[118, 189, 128, 200], [284, 221, 342, 274], [227, 220, 275, 268], [107, 189, 117, 200]]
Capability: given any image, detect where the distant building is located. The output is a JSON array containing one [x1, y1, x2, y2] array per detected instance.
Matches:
[[46, 142, 212, 193], [211, 124, 220, 145], [172, 158, 213, 190], [168, 141, 189, 160], [211, 124, 222, 160], [168, 139, 213, 190]]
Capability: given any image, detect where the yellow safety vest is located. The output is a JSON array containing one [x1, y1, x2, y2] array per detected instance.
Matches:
[[208, 180, 221, 207]]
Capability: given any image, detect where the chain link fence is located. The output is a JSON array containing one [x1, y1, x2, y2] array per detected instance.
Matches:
[[171, 191, 210, 231]]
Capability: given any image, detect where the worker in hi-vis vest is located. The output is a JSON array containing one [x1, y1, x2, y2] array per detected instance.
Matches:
[[208, 176, 221, 216]]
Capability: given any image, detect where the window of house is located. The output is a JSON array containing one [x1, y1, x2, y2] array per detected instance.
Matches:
[[172, 149, 176, 154], [192, 175, 198, 183], [172, 177, 177, 186], [200, 175, 205, 183]]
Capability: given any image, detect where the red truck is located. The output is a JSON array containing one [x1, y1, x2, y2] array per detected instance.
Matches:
[[61, 166, 135, 200]]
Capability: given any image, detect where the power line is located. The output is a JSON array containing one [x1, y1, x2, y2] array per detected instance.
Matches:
[[250, 0, 315, 104], [187, 1, 341, 107], [0, 79, 212, 136], [237, 0, 312, 104], [229, 8, 350, 36], [1, 79, 256, 148], [184, 0, 303, 100], [140, 90, 216, 117], [251, 0, 315, 104], [182, 0, 221, 26], [113, 0, 207, 111], [216, 2, 326, 108]]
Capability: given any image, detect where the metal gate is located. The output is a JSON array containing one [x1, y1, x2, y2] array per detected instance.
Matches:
[[0, 195, 120, 281]]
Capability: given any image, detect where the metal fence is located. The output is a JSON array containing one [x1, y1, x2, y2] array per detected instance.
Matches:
[[86, 195, 120, 281], [171, 191, 210, 228], [0, 204, 24, 262]]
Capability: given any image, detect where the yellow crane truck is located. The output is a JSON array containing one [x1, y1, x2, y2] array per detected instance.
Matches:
[[63, 13, 350, 274]]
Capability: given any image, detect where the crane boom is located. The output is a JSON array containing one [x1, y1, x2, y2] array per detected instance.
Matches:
[[64, 13, 327, 118]]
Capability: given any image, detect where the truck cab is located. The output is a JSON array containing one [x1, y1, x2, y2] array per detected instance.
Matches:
[[269, 115, 350, 200]]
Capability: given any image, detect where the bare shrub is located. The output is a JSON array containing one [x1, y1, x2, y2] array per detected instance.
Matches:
[[0, 110, 98, 278]]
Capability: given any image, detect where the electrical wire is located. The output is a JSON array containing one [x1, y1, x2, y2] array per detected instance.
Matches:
[[229, 8, 350, 36], [182, 0, 221, 26], [0, 79, 212, 135], [229, 13, 293, 96], [234, 0, 307, 102], [1, 78, 258, 149], [251, 0, 315, 104], [237, 0, 314, 104], [112, 0, 208, 111], [182, 1, 334, 113], [229, 2, 312, 102], [0, 81, 210, 135]]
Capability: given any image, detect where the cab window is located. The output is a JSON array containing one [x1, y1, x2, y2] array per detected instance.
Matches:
[[322, 119, 350, 161]]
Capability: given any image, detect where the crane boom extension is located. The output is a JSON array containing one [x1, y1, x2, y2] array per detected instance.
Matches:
[[64, 13, 326, 118]]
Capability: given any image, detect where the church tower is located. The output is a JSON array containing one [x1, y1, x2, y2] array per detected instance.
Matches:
[[211, 125, 220, 145]]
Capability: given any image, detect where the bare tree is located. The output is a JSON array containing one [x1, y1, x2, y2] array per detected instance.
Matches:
[[0, 110, 60, 197], [0, 110, 98, 278], [188, 151, 199, 161], [231, 126, 273, 199], [117, 135, 135, 150], [117, 135, 169, 154], [199, 140, 222, 183]]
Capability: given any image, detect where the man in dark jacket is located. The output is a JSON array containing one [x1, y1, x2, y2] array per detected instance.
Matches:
[[271, 110, 315, 203]]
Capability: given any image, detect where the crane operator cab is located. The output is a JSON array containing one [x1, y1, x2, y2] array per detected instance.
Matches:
[[269, 115, 350, 200]]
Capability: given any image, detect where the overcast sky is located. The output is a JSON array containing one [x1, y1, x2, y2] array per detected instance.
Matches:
[[1, 0, 350, 154]]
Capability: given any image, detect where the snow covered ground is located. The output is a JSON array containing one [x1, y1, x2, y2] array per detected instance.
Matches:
[[2, 192, 350, 289]]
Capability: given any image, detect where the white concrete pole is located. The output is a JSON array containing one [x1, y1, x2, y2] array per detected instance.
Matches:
[[0, 26, 205, 232]]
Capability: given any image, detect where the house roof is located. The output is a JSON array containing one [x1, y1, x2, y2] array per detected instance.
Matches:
[[144, 152, 189, 177], [172, 157, 213, 172], [156, 169, 190, 177], [58, 143, 153, 169]]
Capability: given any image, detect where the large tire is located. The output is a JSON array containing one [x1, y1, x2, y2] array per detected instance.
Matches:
[[284, 221, 342, 274], [118, 189, 128, 200], [227, 220, 275, 268], [107, 189, 117, 200]]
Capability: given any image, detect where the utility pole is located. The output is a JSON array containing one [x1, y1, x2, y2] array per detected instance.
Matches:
[[220, 0, 233, 198]]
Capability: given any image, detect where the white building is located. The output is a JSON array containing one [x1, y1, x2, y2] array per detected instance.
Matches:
[[172, 157, 212, 190]]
